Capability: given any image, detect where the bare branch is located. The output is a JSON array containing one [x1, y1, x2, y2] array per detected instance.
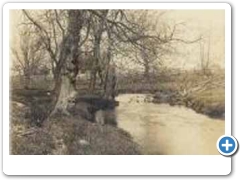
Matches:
[[171, 36, 202, 44], [54, 10, 65, 37], [11, 48, 25, 69], [22, 10, 49, 39], [79, 16, 91, 47]]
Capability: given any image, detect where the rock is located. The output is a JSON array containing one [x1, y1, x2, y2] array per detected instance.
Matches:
[[153, 92, 170, 103], [144, 95, 153, 103], [12, 101, 26, 108], [95, 110, 105, 125], [78, 139, 90, 146]]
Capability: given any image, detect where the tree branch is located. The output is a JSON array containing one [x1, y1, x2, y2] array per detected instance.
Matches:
[[54, 10, 65, 37]]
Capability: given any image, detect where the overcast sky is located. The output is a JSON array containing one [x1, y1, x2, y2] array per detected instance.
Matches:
[[164, 10, 225, 69], [10, 9, 225, 70]]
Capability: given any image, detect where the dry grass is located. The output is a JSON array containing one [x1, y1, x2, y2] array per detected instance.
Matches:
[[10, 92, 141, 155], [118, 70, 225, 119]]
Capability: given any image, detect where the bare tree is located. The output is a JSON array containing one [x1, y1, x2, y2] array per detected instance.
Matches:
[[50, 10, 87, 115], [22, 10, 87, 115], [112, 10, 201, 81], [22, 10, 66, 82], [19, 9, 201, 117], [12, 27, 44, 89], [88, 10, 109, 92], [199, 34, 211, 76]]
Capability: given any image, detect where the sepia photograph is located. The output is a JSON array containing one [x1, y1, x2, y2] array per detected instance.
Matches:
[[9, 8, 225, 155]]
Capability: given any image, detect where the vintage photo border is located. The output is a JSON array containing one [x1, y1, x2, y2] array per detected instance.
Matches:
[[2, 2, 231, 175]]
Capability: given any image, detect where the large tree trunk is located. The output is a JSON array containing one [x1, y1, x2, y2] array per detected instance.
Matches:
[[51, 75, 77, 115], [89, 11, 108, 93], [91, 28, 102, 91], [103, 64, 117, 100], [89, 37, 101, 93], [102, 26, 114, 99], [50, 10, 84, 116]]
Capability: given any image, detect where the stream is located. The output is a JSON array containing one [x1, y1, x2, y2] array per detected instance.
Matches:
[[114, 94, 224, 155]]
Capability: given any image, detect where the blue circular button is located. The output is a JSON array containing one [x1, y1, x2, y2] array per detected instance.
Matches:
[[217, 135, 238, 156]]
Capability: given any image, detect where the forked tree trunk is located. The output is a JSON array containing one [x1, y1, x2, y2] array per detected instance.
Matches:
[[50, 10, 84, 117]]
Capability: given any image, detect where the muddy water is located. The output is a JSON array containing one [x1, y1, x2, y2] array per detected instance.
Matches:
[[115, 94, 225, 155]]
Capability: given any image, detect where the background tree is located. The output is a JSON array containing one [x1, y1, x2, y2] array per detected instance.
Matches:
[[199, 34, 212, 76], [11, 26, 44, 89]]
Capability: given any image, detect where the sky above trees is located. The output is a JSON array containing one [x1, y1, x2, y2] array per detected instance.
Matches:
[[10, 9, 225, 70]]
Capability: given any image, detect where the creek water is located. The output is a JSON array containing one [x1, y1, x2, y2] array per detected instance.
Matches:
[[114, 94, 224, 155]]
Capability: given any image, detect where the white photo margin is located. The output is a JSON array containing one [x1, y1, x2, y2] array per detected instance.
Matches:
[[2, 2, 231, 175]]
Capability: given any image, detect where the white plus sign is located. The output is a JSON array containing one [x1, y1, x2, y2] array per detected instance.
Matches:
[[222, 139, 233, 151]]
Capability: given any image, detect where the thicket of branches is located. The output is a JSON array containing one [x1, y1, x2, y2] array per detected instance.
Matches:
[[12, 9, 201, 117]]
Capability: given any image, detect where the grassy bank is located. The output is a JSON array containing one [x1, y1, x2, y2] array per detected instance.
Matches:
[[10, 69, 224, 154], [152, 86, 225, 119], [10, 90, 140, 155], [117, 70, 225, 119]]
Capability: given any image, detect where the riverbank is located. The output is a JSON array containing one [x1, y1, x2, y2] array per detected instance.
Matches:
[[152, 88, 225, 119], [117, 86, 225, 120], [115, 94, 224, 155], [10, 90, 140, 155], [117, 71, 225, 120]]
